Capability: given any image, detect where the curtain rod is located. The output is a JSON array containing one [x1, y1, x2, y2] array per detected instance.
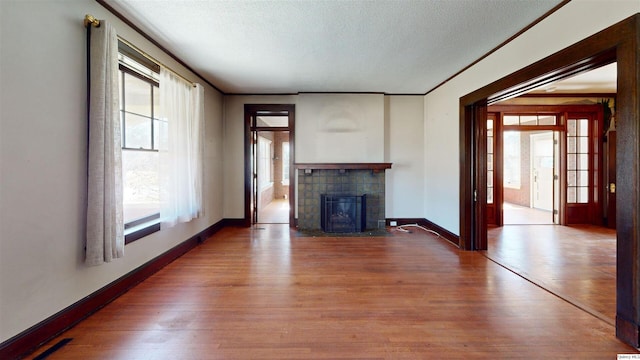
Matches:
[[83, 14, 197, 87], [84, 14, 100, 28]]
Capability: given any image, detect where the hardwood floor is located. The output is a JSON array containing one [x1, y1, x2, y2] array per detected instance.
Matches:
[[486, 224, 616, 325], [503, 202, 553, 225], [27, 224, 636, 359], [258, 198, 289, 224]]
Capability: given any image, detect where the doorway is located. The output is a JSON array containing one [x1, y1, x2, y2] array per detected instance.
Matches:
[[244, 104, 295, 227], [460, 15, 639, 347], [255, 130, 290, 224], [503, 130, 556, 225]]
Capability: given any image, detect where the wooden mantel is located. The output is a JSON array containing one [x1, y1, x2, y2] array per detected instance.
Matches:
[[294, 163, 392, 173]]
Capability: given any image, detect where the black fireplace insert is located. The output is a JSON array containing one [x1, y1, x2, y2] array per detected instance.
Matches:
[[320, 194, 366, 233]]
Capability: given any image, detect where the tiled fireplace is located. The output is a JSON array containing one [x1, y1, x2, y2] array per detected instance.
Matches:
[[296, 163, 391, 231]]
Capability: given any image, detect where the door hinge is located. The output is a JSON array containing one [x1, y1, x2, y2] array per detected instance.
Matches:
[[553, 209, 558, 215], [474, 190, 477, 202], [554, 174, 559, 180]]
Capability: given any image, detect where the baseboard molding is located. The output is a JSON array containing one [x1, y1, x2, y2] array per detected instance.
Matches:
[[0, 219, 226, 360], [224, 218, 249, 227], [387, 218, 460, 247]]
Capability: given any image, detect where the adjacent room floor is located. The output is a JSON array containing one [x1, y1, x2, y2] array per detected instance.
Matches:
[[486, 224, 616, 325], [27, 224, 635, 359]]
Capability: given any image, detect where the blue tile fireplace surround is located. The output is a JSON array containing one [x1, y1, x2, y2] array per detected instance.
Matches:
[[295, 163, 391, 232]]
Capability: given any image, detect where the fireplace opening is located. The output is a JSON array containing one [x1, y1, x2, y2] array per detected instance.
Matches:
[[321, 194, 366, 233]]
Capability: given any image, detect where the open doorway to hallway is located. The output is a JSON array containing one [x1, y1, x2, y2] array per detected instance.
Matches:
[[244, 104, 295, 227], [255, 130, 290, 224]]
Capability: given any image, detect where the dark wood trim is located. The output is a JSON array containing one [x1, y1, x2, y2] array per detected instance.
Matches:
[[489, 104, 605, 113], [460, 14, 639, 347], [517, 92, 617, 98], [294, 163, 392, 171], [298, 91, 386, 95], [0, 220, 227, 360], [245, 104, 296, 228], [419, 218, 460, 247], [223, 218, 249, 227], [226, 92, 426, 96], [387, 218, 460, 247], [614, 14, 640, 348], [426, 0, 571, 96], [96, 0, 224, 95]]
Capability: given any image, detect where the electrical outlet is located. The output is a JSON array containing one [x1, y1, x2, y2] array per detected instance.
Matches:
[[390, 221, 398, 226]]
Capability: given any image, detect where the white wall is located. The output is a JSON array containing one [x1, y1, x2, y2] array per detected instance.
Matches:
[[385, 96, 424, 218], [223, 94, 426, 220], [296, 94, 384, 163], [423, 0, 640, 235], [0, 0, 224, 342]]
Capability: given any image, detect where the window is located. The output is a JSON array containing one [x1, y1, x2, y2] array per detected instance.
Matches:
[[567, 118, 589, 203], [503, 114, 557, 126], [118, 47, 162, 241], [487, 120, 493, 203], [257, 135, 273, 189], [282, 141, 290, 185], [503, 131, 521, 189]]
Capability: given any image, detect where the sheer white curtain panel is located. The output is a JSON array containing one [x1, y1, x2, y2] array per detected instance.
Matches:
[[86, 20, 124, 266], [158, 68, 204, 228]]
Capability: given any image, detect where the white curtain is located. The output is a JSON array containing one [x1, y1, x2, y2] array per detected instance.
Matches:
[[158, 68, 204, 228], [86, 21, 124, 266]]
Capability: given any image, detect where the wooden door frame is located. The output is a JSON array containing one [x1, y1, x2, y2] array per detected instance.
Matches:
[[460, 14, 639, 347], [244, 104, 296, 227]]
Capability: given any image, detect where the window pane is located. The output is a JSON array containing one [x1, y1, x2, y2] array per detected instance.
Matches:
[[578, 137, 589, 153], [567, 187, 576, 203], [578, 154, 589, 170], [256, 116, 288, 127], [487, 137, 493, 153], [282, 142, 290, 180], [119, 72, 124, 110], [577, 187, 589, 203], [578, 170, 589, 186], [503, 115, 519, 125], [520, 115, 537, 125], [567, 120, 576, 136], [567, 170, 576, 186], [578, 119, 589, 136], [503, 131, 521, 188], [538, 115, 556, 125], [124, 113, 152, 149], [124, 73, 152, 117], [567, 154, 576, 170], [122, 150, 160, 224], [487, 188, 493, 204], [567, 137, 576, 153], [488, 154, 493, 171]]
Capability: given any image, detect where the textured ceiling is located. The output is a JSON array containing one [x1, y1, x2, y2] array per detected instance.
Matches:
[[102, 0, 566, 94]]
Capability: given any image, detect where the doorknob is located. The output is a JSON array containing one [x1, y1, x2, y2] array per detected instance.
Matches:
[[610, 183, 616, 193]]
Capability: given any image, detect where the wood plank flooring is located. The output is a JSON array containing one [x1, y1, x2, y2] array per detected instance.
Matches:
[[258, 199, 289, 224], [486, 224, 616, 325], [27, 224, 637, 359]]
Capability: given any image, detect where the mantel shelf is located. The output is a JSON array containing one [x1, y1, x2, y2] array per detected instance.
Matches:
[[294, 163, 392, 172]]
